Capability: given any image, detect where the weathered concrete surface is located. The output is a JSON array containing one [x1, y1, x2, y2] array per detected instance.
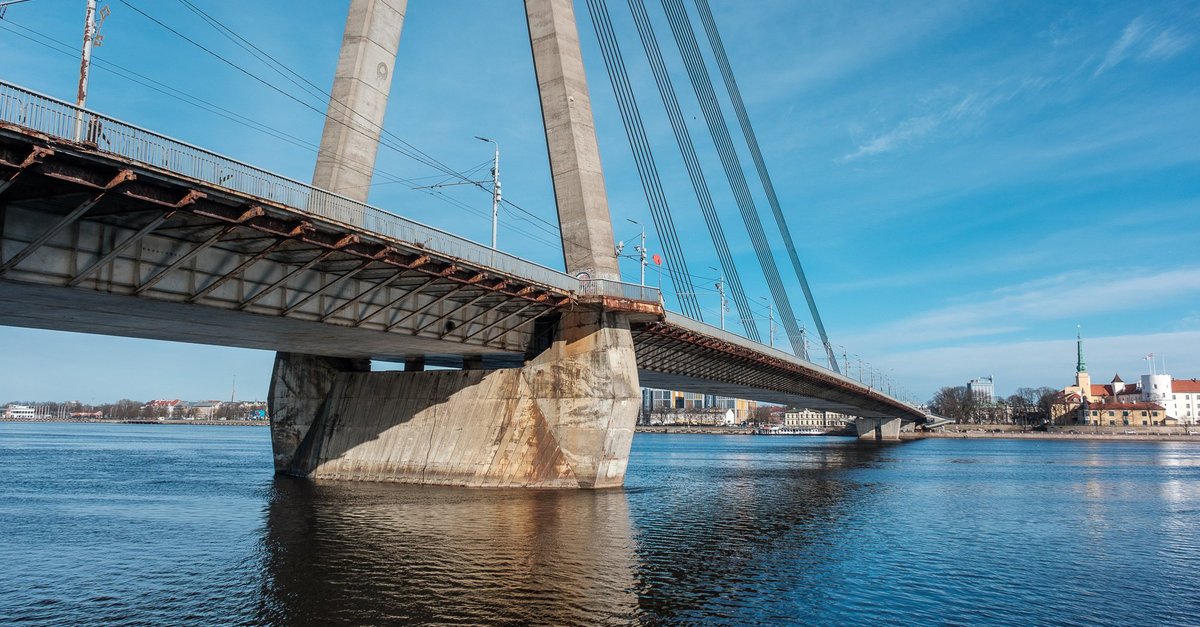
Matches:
[[856, 417, 902, 441], [526, 0, 621, 281], [266, 0, 640, 489], [312, 0, 407, 200], [269, 309, 640, 488]]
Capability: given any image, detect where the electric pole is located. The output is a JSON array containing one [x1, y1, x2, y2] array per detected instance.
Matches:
[[711, 267, 726, 330], [476, 136, 500, 249], [626, 218, 646, 286]]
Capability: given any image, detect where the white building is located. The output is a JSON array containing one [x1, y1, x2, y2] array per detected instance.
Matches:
[[783, 408, 851, 428], [967, 376, 994, 403], [3, 405, 36, 420], [1111, 375, 1200, 424]]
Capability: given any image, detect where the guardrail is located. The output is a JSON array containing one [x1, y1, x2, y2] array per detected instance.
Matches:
[[580, 278, 662, 302], [0, 80, 659, 304]]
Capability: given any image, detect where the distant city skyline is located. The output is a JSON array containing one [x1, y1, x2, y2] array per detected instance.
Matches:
[[1, 0, 1197, 402]]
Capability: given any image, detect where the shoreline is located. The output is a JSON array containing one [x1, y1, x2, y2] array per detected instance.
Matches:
[[8, 420, 1199, 442], [905, 430, 1200, 443], [1, 418, 267, 427]]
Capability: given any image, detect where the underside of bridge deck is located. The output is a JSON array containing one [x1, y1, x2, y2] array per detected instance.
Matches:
[[0, 130, 570, 364]]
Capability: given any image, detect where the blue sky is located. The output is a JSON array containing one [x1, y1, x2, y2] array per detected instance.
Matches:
[[1, 0, 1197, 403]]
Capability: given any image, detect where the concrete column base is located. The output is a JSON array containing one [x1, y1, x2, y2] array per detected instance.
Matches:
[[856, 417, 902, 441], [268, 309, 640, 488]]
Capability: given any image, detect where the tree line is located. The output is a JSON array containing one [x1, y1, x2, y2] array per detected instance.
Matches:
[[927, 386, 1060, 425], [3, 400, 264, 420]]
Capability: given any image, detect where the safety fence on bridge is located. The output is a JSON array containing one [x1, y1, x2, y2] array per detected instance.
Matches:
[[0, 80, 660, 305]]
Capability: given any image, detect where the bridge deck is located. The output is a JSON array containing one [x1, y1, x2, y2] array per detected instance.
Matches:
[[0, 81, 921, 420]]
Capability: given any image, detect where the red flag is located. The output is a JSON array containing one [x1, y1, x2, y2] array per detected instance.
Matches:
[[652, 253, 662, 265]]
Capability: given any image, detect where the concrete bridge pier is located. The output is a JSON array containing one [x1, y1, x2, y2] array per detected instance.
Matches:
[[856, 417, 902, 441], [268, 308, 639, 488], [267, 0, 639, 488]]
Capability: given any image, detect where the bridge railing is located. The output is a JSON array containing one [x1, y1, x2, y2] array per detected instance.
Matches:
[[579, 278, 661, 303], [0, 80, 660, 305]]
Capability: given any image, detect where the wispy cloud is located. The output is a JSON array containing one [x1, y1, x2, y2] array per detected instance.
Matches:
[[1094, 17, 1193, 76], [1141, 29, 1194, 61], [838, 94, 988, 162], [873, 330, 1200, 399], [847, 267, 1200, 350]]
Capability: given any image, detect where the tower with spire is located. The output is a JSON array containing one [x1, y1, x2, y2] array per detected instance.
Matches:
[[1074, 327, 1091, 397]]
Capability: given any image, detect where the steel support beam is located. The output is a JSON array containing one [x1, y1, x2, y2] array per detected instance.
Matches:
[[460, 303, 539, 341], [67, 210, 176, 287], [0, 146, 53, 197], [238, 248, 337, 311], [412, 289, 493, 335], [320, 268, 409, 322], [281, 258, 375, 316], [187, 238, 286, 303], [440, 297, 515, 339], [385, 282, 471, 332], [0, 169, 134, 274], [354, 274, 440, 327], [134, 224, 238, 295]]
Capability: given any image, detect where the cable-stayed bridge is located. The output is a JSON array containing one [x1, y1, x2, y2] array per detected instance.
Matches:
[[0, 0, 923, 489]]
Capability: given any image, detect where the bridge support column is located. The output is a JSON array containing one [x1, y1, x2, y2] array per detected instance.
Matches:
[[856, 417, 901, 441], [268, 309, 640, 488]]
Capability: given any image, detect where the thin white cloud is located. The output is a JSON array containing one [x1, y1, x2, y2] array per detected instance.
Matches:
[[838, 94, 987, 162], [847, 267, 1200, 350], [1141, 29, 1194, 60], [875, 330, 1200, 400], [1094, 17, 1194, 76], [1094, 17, 1147, 76], [839, 115, 939, 162]]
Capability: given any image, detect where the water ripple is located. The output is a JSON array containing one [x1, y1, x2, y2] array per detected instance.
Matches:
[[2, 425, 1200, 624]]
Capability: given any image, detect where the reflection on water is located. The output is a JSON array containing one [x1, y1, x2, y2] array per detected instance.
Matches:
[[258, 478, 638, 625], [3, 424, 1200, 625]]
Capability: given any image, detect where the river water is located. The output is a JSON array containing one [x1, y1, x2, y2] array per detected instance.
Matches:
[[2, 423, 1198, 625]]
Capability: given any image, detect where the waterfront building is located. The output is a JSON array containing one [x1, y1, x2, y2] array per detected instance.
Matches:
[[3, 404, 36, 420], [967, 376, 994, 403], [640, 388, 757, 424], [1077, 402, 1170, 427], [783, 408, 851, 428], [1057, 332, 1200, 424], [144, 399, 183, 419]]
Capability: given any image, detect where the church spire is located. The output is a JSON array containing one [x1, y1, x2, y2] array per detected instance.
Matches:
[[1076, 327, 1087, 373]]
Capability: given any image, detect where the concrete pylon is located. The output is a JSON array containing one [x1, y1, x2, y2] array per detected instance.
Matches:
[[268, 0, 640, 488], [526, 0, 621, 281], [311, 0, 407, 200], [856, 417, 902, 441]]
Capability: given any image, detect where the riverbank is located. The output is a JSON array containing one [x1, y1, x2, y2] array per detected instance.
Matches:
[[636, 425, 754, 435], [906, 430, 1200, 442], [0, 418, 267, 427]]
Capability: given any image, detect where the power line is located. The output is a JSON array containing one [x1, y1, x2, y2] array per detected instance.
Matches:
[[160, 0, 617, 264], [0, 17, 569, 257]]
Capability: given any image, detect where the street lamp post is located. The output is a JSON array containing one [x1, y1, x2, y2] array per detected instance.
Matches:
[[757, 297, 775, 348], [709, 266, 726, 330], [626, 218, 646, 286], [475, 136, 500, 249]]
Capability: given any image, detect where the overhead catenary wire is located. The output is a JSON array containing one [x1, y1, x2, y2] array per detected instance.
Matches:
[[692, 0, 840, 372], [0, 17, 570, 255], [625, 0, 760, 341], [118, 0, 470, 181], [584, 0, 702, 320], [164, 0, 612, 264], [108, 2, 595, 257], [659, 0, 805, 355]]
